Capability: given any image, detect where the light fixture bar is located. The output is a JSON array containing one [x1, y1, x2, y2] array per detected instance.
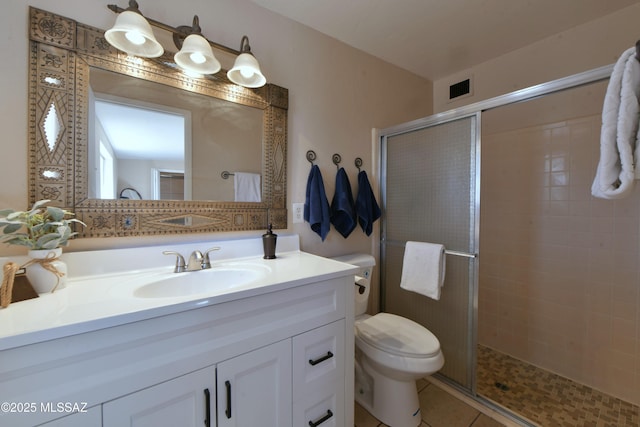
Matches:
[[107, 4, 241, 56]]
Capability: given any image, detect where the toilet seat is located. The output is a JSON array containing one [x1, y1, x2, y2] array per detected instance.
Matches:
[[356, 313, 440, 358]]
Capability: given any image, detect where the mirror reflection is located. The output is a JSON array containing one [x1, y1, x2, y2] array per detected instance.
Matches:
[[29, 7, 289, 237], [88, 67, 263, 202]]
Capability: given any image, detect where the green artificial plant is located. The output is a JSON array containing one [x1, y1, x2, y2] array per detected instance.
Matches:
[[0, 200, 85, 250]]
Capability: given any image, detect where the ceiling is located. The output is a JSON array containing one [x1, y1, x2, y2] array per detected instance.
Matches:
[[95, 100, 185, 161], [251, 0, 638, 81]]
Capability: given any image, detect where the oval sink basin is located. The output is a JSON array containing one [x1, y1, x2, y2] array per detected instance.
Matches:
[[133, 264, 270, 298]]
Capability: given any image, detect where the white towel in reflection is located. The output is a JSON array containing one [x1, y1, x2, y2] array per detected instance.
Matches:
[[234, 172, 261, 202], [400, 241, 446, 300]]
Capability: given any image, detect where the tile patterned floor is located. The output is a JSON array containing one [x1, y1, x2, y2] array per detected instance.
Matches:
[[477, 345, 640, 427], [354, 377, 506, 427]]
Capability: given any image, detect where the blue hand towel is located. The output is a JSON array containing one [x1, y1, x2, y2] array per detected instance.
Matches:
[[304, 165, 331, 241], [330, 167, 356, 238], [355, 170, 381, 236]]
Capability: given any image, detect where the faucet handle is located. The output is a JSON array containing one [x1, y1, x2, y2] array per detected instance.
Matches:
[[202, 247, 221, 269], [163, 251, 186, 273]]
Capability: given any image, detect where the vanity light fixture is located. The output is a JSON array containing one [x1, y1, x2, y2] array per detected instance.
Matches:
[[174, 16, 221, 75], [104, 0, 163, 58], [227, 36, 267, 88], [106, 2, 267, 87]]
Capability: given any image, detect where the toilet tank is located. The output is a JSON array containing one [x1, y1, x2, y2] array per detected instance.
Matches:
[[330, 253, 375, 316]]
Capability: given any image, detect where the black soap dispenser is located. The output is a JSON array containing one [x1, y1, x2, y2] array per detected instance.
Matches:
[[262, 223, 277, 259]]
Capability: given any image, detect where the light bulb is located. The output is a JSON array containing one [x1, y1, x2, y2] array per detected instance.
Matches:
[[125, 31, 146, 45], [189, 52, 207, 64], [240, 68, 254, 79]]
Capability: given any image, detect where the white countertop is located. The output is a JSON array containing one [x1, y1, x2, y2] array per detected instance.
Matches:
[[0, 235, 357, 351]]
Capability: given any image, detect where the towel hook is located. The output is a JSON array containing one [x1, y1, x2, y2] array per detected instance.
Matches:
[[355, 157, 363, 172], [306, 150, 317, 165], [332, 153, 342, 169]]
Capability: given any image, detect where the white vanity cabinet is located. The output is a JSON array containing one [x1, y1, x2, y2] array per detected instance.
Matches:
[[37, 407, 101, 427], [0, 261, 355, 427], [103, 340, 293, 427], [215, 319, 347, 427], [217, 340, 292, 427], [103, 366, 216, 427]]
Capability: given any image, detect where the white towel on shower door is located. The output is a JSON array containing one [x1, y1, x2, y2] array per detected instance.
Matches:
[[234, 172, 261, 202], [400, 241, 446, 300], [591, 46, 640, 199]]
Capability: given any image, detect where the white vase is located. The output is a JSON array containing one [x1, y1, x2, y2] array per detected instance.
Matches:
[[25, 248, 67, 294]]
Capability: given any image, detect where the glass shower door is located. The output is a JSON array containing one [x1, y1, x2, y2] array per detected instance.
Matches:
[[380, 113, 480, 391]]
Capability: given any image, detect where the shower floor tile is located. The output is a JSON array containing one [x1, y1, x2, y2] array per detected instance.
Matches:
[[477, 345, 640, 426]]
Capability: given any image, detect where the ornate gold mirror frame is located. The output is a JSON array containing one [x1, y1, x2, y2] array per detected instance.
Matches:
[[28, 7, 287, 238]]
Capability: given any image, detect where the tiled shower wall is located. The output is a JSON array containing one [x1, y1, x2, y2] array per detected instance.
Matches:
[[478, 80, 640, 405]]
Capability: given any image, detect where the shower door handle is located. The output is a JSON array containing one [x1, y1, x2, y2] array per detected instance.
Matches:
[[385, 240, 477, 259], [444, 249, 477, 258]]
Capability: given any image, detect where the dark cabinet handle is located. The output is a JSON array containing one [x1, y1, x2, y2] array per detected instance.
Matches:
[[204, 388, 211, 427], [308, 409, 333, 427], [225, 380, 232, 419], [309, 351, 334, 366]]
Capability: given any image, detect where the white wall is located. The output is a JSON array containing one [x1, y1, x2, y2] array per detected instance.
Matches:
[[0, 0, 432, 257]]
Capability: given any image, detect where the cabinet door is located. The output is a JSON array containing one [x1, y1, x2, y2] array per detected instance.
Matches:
[[103, 366, 215, 427], [217, 339, 292, 427], [37, 406, 101, 427]]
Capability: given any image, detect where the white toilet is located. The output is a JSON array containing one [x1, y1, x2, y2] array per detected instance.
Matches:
[[331, 254, 444, 427]]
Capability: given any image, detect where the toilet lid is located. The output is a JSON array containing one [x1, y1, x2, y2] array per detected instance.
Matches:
[[356, 313, 440, 358]]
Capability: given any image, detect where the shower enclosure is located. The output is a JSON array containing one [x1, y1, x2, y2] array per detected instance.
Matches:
[[380, 114, 480, 391], [378, 64, 639, 424]]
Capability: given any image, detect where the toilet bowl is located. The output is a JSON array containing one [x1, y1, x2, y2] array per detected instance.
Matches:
[[330, 254, 444, 427]]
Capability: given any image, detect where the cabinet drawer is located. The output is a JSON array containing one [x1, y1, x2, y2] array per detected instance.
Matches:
[[292, 387, 344, 427], [293, 320, 345, 396]]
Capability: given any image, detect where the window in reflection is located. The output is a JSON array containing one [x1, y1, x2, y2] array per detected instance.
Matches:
[[98, 139, 115, 199], [88, 67, 263, 202]]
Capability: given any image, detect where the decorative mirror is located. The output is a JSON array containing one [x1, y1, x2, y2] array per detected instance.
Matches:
[[28, 7, 288, 238]]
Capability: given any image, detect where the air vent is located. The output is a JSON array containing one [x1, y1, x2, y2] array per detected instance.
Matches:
[[449, 78, 471, 100]]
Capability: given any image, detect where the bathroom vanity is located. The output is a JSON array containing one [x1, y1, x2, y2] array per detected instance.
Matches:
[[0, 235, 356, 427]]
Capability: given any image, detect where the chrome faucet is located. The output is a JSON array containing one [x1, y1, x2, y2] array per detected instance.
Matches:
[[187, 250, 204, 271], [163, 247, 221, 273]]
